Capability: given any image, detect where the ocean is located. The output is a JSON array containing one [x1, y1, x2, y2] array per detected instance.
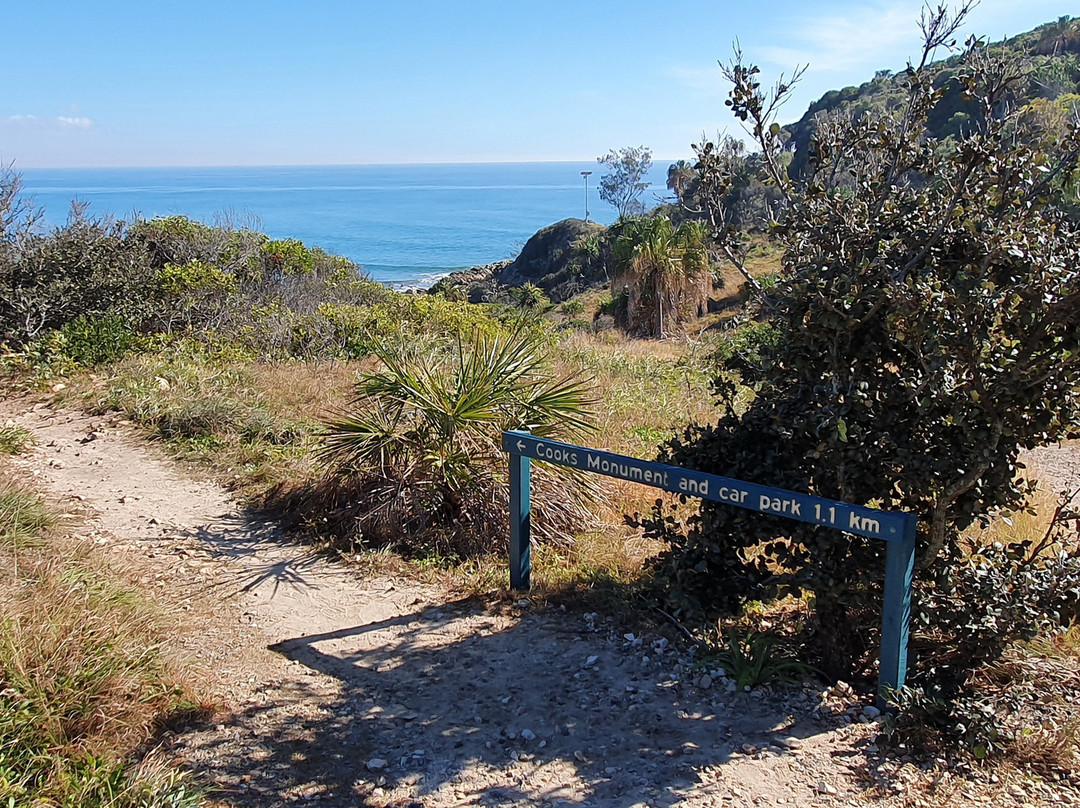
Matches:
[[17, 162, 674, 288]]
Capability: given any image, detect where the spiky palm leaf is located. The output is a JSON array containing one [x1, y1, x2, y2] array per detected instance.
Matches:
[[318, 327, 597, 556]]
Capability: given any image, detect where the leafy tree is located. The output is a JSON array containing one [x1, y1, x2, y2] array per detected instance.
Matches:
[[612, 216, 710, 338], [683, 133, 782, 293], [644, 1, 1080, 711], [597, 146, 653, 218]]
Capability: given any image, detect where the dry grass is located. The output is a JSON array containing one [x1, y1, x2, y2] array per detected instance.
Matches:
[[555, 332, 716, 533], [247, 357, 374, 419], [43, 327, 722, 599], [961, 488, 1063, 549], [0, 462, 207, 806]]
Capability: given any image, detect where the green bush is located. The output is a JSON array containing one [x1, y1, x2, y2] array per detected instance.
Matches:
[[58, 314, 139, 367], [1, 203, 153, 347], [641, 10, 1080, 755], [260, 238, 315, 276], [560, 298, 586, 316], [318, 328, 596, 557], [157, 259, 236, 297]]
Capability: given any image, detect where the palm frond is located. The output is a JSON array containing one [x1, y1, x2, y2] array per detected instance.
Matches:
[[316, 325, 598, 557]]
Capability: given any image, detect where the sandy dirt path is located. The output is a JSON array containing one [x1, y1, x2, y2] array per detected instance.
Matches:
[[9, 398, 1052, 808]]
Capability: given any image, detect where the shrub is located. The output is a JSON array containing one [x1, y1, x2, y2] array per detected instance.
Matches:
[[318, 328, 597, 558], [1, 203, 153, 347], [510, 283, 551, 312], [881, 497, 1080, 755], [157, 259, 236, 298], [640, 6, 1080, 751], [560, 298, 586, 316], [57, 314, 139, 367], [260, 238, 315, 276]]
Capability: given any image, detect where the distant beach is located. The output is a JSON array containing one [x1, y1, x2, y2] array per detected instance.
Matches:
[[18, 162, 673, 288]]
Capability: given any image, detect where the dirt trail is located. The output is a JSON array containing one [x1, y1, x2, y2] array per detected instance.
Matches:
[[4, 399, 1027, 808]]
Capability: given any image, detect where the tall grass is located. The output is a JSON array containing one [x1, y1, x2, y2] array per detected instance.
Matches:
[[0, 465, 205, 807]]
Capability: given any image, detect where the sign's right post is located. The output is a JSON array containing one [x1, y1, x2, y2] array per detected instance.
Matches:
[[878, 513, 917, 708]]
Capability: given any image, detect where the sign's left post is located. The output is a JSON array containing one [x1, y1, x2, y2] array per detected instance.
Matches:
[[509, 442, 531, 590]]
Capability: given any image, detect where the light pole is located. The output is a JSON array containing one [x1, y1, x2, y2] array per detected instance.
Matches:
[[580, 170, 592, 222]]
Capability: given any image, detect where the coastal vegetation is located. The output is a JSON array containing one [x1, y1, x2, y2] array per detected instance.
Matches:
[[595, 146, 653, 218], [640, 4, 1080, 755], [0, 452, 206, 806], [317, 328, 598, 558], [611, 216, 711, 338], [1, 7, 1080, 798]]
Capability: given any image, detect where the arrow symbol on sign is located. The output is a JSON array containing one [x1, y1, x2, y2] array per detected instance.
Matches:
[[516, 439, 526, 452]]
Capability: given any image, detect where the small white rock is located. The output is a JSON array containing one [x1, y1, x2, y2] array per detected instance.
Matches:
[[366, 758, 387, 771], [521, 728, 536, 741], [584, 655, 599, 668]]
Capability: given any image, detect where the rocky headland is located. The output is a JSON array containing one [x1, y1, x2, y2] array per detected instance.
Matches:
[[430, 218, 609, 303]]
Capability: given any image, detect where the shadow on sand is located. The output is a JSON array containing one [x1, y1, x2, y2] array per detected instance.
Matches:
[[185, 588, 858, 806]]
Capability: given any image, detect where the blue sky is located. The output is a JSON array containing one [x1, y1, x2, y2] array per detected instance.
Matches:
[[1, 1, 1071, 168]]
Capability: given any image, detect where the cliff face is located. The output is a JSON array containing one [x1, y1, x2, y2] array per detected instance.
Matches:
[[430, 218, 609, 303]]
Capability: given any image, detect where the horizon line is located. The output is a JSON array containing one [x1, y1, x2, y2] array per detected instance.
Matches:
[[13, 157, 684, 172]]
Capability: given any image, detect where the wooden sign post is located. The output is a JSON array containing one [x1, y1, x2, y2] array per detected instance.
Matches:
[[504, 430, 917, 703]]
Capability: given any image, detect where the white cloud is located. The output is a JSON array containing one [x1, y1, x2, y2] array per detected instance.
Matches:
[[4, 113, 95, 131], [755, 2, 928, 73], [58, 116, 94, 129]]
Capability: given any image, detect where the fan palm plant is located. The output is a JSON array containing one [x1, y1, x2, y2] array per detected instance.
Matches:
[[613, 217, 711, 338], [666, 159, 697, 204], [318, 328, 597, 557]]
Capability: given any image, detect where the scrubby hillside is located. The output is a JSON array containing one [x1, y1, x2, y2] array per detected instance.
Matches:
[[784, 16, 1080, 178]]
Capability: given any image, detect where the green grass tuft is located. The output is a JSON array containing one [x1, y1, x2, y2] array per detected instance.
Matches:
[[0, 424, 33, 455]]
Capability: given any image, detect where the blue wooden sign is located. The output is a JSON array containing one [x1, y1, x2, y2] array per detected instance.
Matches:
[[503, 430, 917, 704], [503, 432, 910, 541]]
